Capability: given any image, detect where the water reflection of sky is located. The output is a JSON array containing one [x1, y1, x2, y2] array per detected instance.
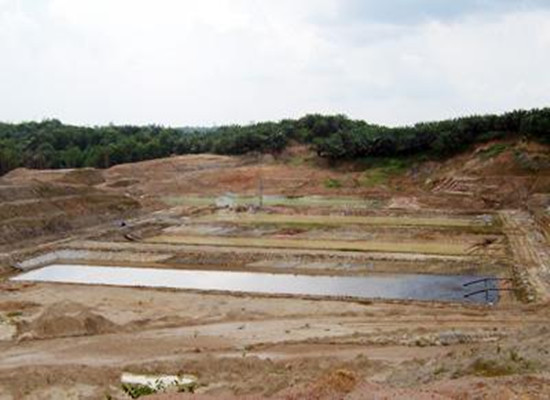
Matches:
[[13, 265, 498, 304]]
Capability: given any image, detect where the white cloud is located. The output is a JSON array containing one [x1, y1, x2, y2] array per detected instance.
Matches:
[[0, 0, 549, 126]]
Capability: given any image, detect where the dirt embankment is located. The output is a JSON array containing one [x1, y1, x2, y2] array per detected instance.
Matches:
[[3, 139, 548, 213], [104, 140, 549, 210], [427, 140, 550, 208], [0, 179, 139, 253]]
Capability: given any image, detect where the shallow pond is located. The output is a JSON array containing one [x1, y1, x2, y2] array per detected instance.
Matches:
[[12, 264, 499, 304]]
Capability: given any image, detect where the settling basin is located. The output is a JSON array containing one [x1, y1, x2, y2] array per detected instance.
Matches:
[[12, 264, 499, 304]]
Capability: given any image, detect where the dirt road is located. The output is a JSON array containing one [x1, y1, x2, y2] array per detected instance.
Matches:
[[1, 280, 548, 398]]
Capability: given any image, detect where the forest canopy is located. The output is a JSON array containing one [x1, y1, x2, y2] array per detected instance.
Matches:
[[1, 108, 549, 175]]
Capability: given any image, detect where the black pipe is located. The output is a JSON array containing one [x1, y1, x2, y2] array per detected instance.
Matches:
[[463, 277, 512, 287]]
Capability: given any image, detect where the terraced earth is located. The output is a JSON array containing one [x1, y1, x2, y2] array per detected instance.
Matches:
[[0, 147, 549, 399]]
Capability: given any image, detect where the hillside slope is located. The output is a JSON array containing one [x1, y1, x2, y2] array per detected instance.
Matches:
[[0, 172, 140, 254], [3, 138, 548, 215]]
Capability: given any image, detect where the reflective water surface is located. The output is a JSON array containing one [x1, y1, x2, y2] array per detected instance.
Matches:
[[12, 264, 498, 304]]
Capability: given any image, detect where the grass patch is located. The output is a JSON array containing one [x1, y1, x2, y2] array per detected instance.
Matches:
[[162, 195, 383, 209], [466, 351, 539, 377], [200, 213, 491, 229], [250, 222, 338, 231], [146, 234, 470, 255], [6, 311, 22, 318], [478, 143, 509, 160], [359, 158, 410, 188], [288, 155, 308, 166], [162, 196, 215, 207], [360, 169, 389, 187], [324, 178, 343, 189], [122, 384, 157, 399]]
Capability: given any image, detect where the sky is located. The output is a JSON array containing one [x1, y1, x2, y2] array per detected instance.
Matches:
[[0, 0, 549, 127]]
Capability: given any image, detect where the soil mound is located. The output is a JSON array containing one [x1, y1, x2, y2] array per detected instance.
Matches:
[[57, 168, 105, 186], [106, 178, 140, 188], [279, 369, 359, 400], [21, 301, 118, 340]]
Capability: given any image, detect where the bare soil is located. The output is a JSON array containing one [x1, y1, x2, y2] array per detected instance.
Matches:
[[0, 141, 549, 399]]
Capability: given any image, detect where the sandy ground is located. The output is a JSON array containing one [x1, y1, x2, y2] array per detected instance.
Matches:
[[0, 204, 546, 398], [0, 279, 549, 399], [0, 146, 549, 399]]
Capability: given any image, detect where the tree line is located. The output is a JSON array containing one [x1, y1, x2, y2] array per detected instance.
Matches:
[[1, 108, 549, 175]]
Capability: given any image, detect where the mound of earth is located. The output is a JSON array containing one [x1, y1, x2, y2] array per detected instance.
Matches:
[[106, 178, 140, 188], [2, 167, 74, 183], [19, 301, 118, 340], [280, 369, 360, 399], [56, 168, 105, 186], [4, 167, 106, 187]]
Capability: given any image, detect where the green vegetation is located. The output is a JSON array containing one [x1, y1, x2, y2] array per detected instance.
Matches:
[[0, 120, 288, 174], [512, 148, 549, 172], [6, 311, 23, 318], [1, 107, 549, 175], [162, 195, 383, 209], [360, 170, 389, 187], [121, 377, 196, 398], [478, 143, 509, 160], [200, 213, 491, 229], [359, 158, 410, 187], [146, 234, 470, 255], [324, 178, 343, 189], [466, 350, 539, 377], [121, 383, 157, 398]]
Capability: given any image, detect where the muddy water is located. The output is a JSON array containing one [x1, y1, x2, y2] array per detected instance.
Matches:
[[12, 264, 498, 304]]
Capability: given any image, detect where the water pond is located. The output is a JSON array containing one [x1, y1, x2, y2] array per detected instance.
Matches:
[[12, 264, 499, 304]]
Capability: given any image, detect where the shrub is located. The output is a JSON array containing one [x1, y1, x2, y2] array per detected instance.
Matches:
[[324, 178, 343, 189]]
